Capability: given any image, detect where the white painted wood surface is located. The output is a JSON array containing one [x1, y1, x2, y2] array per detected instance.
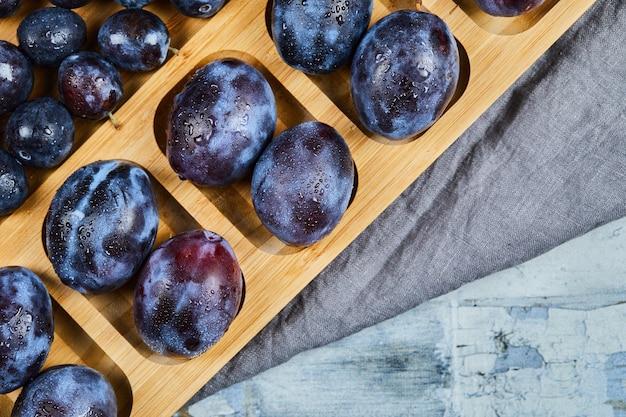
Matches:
[[176, 215, 626, 416]]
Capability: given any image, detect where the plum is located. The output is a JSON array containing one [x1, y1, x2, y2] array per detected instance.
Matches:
[[251, 121, 355, 247], [43, 159, 159, 295], [0, 41, 34, 116], [0, 0, 21, 17], [11, 364, 117, 417], [350, 9, 460, 141], [98, 8, 171, 72], [170, 0, 226, 18], [49, 0, 92, 8], [115, 0, 153, 8], [5, 97, 75, 169], [270, 0, 373, 74], [475, 0, 545, 17], [0, 149, 29, 216], [58, 51, 123, 123], [0, 266, 54, 394], [166, 57, 277, 187], [134, 229, 244, 359], [17, 7, 87, 68]]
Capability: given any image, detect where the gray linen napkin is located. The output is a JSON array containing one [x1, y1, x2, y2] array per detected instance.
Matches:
[[187, 0, 626, 404]]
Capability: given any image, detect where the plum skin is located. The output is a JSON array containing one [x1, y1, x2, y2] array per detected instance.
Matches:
[[0, 149, 29, 216], [0, 41, 34, 116], [97, 8, 171, 72], [166, 57, 277, 187], [170, 0, 226, 18], [270, 0, 373, 74], [251, 121, 355, 247], [17, 7, 87, 68], [11, 364, 117, 417], [134, 229, 244, 359], [43, 159, 159, 295], [5, 97, 75, 169], [58, 51, 123, 121], [350, 10, 460, 141], [475, 0, 545, 16], [0, 266, 54, 395]]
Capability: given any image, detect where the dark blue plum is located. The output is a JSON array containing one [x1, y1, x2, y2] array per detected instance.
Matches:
[[251, 121, 355, 247], [170, 0, 226, 18], [0, 266, 54, 394], [475, 0, 545, 16], [115, 0, 153, 8], [11, 364, 117, 417], [49, 0, 92, 7], [5, 97, 75, 169], [167, 57, 277, 187], [134, 229, 244, 359], [0, 0, 21, 17], [0, 41, 34, 116], [350, 10, 460, 141], [98, 8, 171, 72], [43, 159, 159, 295], [58, 51, 123, 123], [270, 0, 372, 74], [0, 149, 29, 216], [17, 7, 87, 68]]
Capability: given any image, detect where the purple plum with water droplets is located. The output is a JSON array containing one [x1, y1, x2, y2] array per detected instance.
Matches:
[[11, 364, 117, 417], [0, 266, 54, 394], [475, 0, 545, 17], [251, 121, 355, 247], [43, 159, 159, 295], [134, 229, 244, 359], [166, 57, 277, 187], [270, 0, 373, 74], [350, 10, 460, 140]]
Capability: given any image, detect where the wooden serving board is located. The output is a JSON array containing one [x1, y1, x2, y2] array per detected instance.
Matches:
[[0, 0, 597, 415]]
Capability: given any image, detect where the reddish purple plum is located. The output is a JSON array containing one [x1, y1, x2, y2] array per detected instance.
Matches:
[[134, 229, 244, 359], [58, 51, 123, 122]]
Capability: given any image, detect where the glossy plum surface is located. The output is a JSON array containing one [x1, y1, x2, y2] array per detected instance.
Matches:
[[0, 266, 54, 394], [167, 57, 277, 186], [58, 51, 123, 122], [134, 229, 244, 359], [350, 10, 460, 141], [43, 159, 159, 294], [5, 97, 75, 169], [49, 0, 92, 8], [98, 8, 170, 72], [270, 0, 373, 74], [11, 364, 117, 417], [17, 7, 87, 68], [251, 121, 355, 247], [170, 0, 226, 18], [475, 0, 545, 16], [0, 0, 21, 17], [0, 41, 33, 116], [0, 149, 29, 216], [115, 0, 153, 8]]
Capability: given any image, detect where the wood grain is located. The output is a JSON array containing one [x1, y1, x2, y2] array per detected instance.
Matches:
[[0, 0, 597, 415]]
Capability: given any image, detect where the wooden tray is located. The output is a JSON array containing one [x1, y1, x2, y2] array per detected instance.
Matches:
[[0, 0, 597, 414]]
